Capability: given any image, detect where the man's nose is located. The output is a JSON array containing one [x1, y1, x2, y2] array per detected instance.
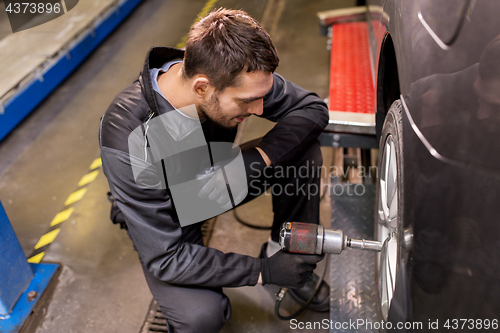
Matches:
[[247, 99, 264, 116]]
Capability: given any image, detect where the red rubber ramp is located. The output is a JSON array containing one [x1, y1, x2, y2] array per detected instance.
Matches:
[[329, 22, 374, 114]]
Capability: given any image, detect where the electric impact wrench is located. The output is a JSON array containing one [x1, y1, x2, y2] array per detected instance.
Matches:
[[279, 222, 383, 254], [273, 222, 383, 320]]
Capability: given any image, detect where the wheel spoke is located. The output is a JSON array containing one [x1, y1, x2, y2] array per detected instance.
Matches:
[[381, 141, 390, 221], [387, 140, 397, 210], [385, 259, 392, 308], [380, 179, 389, 221], [378, 208, 385, 223], [386, 242, 394, 291], [384, 141, 391, 185], [389, 188, 398, 223]]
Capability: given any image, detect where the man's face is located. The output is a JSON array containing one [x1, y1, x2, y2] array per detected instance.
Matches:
[[198, 71, 274, 129]]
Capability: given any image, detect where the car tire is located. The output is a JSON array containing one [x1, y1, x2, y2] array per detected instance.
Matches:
[[374, 100, 411, 331]]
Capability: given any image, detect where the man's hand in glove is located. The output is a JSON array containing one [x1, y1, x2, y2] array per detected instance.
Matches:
[[260, 250, 325, 288]]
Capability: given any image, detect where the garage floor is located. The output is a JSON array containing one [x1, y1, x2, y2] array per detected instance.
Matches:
[[0, 0, 357, 332]]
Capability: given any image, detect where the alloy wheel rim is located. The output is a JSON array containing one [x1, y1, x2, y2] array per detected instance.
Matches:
[[377, 135, 399, 320]]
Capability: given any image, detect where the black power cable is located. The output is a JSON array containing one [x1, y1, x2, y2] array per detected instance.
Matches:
[[230, 180, 331, 318], [233, 187, 328, 230], [274, 254, 330, 320], [232, 207, 272, 230]]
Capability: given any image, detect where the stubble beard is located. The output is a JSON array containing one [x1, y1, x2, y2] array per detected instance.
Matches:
[[199, 94, 238, 130]]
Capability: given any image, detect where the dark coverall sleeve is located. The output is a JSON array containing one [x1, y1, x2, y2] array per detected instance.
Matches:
[[258, 72, 329, 166]]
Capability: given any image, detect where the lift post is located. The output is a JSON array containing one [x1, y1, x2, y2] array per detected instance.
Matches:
[[0, 202, 59, 333]]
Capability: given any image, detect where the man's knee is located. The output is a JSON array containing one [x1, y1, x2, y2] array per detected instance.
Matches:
[[184, 299, 230, 333], [301, 140, 323, 167], [160, 290, 231, 333], [294, 141, 323, 181]]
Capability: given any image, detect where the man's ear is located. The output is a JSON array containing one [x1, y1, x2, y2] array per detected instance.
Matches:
[[192, 76, 211, 98]]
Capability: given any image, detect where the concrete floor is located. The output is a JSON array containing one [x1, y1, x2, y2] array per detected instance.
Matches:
[[0, 0, 357, 332]]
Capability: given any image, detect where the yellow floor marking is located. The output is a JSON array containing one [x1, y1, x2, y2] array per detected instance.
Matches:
[[176, 36, 188, 49], [176, 0, 219, 48], [199, 0, 219, 19], [28, 252, 45, 263], [61, 0, 68, 13], [65, 188, 87, 206], [34, 229, 61, 250], [78, 170, 99, 187], [50, 207, 75, 227], [90, 157, 102, 170]]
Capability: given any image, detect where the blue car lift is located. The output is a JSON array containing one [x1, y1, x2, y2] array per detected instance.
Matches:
[[0, 202, 59, 333], [0, 0, 144, 142]]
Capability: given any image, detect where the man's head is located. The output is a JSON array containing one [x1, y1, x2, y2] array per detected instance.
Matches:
[[182, 8, 279, 128]]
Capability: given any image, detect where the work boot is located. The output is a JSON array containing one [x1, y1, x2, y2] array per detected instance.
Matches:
[[259, 242, 330, 312]]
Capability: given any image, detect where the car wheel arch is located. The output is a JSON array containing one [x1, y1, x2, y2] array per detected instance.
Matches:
[[376, 32, 401, 142]]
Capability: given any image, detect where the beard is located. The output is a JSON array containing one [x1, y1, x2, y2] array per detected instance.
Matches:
[[198, 94, 239, 129]]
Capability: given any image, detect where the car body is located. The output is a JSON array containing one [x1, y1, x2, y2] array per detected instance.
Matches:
[[367, 0, 500, 330]]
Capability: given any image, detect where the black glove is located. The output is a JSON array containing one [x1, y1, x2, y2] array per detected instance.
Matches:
[[260, 250, 325, 288]]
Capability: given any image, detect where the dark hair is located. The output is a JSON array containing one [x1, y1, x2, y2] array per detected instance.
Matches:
[[479, 35, 500, 81], [183, 8, 279, 91]]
